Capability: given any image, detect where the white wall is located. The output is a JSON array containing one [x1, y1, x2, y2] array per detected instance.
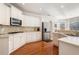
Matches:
[[41, 5, 79, 32], [64, 7, 79, 19]]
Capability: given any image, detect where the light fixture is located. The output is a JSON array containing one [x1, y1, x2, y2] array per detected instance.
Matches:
[[40, 8, 42, 10], [22, 3, 25, 5], [60, 5, 64, 8]]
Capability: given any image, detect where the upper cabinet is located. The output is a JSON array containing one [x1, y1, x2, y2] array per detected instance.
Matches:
[[11, 6, 41, 27], [11, 6, 23, 20], [0, 4, 41, 27], [0, 4, 10, 25], [22, 15, 41, 27]]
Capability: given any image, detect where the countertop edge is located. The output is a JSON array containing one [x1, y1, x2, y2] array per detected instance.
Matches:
[[58, 37, 79, 47]]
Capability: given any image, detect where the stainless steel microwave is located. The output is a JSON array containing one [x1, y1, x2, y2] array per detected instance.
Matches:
[[10, 17, 22, 26]]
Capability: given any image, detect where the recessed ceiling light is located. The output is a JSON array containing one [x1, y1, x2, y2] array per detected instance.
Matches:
[[60, 5, 64, 8], [22, 3, 25, 5], [40, 8, 42, 10]]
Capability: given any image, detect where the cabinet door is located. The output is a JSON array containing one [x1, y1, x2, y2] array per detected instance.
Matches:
[[13, 34, 21, 50], [0, 38, 9, 55], [11, 6, 18, 19], [0, 4, 10, 25], [26, 32, 41, 43], [26, 32, 30, 43], [31, 32, 38, 42], [26, 32, 33, 43], [0, 4, 6, 24], [9, 34, 14, 54], [38, 32, 41, 40], [28, 32, 32, 42], [31, 32, 41, 42], [34, 18, 41, 27], [11, 6, 22, 20], [30, 32, 34, 42], [4, 5, 10, 25], [22, 15, 26, 26], [13, 33, 27, 50], [23, 15, 41, 27], [20, 33, 26, 46], [23, 33, 27, 44]]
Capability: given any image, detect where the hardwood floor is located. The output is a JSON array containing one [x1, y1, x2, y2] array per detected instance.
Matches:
[[10, 41, 59, 55]]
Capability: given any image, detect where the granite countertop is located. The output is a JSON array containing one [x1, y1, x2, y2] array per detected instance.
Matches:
[[58, 36, 79, 47], [0, 31, 41, 38], [0, 34, 9, 38], [52, 32, 69, 37]]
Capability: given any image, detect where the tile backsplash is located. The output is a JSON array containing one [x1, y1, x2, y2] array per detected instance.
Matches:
[[0, 25, 40, 34], [56, 30, 79, 36]]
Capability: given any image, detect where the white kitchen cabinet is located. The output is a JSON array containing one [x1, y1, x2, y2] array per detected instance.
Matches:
[[30, 32, 35, 42], [25, 32, 28, 43], [9, 33, 26, 54], [13, 33, 22, 50], [25, 32, 41, 43], [31, 32, 37, 42], [36, 32, 41, 40], [9, 34, 14, 53], [0, 4, 5, 24], [11, 6, 23, 20], [23, 15, 41, 27], [27, 32, 32, 42], [8, 32, 41, 54], [35, 32, 41, 41], [0, 37, 9, 55], [20, 33, 26, 46], [0, 4, 10, 25], [0, 32, 42, 55], [26, 32, 34, 43], [4, 5, 10, 25]]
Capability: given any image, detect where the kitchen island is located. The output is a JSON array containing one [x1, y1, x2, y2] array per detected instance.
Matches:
[[58, 36, 79, 55]]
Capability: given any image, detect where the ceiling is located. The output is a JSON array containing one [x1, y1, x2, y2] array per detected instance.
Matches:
[[12, 3, 79, 19]]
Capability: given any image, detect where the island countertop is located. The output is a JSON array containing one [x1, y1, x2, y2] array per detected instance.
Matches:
[[58, 36, 79, 47]]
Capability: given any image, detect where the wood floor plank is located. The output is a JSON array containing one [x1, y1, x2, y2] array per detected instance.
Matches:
[[10, 41, 58, 55]]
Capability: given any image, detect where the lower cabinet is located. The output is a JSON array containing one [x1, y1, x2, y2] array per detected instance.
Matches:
[[0, 32, 41, 55], [9, 33, 26, 54], [9, 34, 14, 54], [9, 32, 41, 54], [14, 34, 21, 51], [20, 33, 26, 46], [26, 32, 41, 43], [0, 37, 9, 55]]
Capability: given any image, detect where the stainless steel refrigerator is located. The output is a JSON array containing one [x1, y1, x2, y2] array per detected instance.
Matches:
[[42, 22, 52, 42]]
